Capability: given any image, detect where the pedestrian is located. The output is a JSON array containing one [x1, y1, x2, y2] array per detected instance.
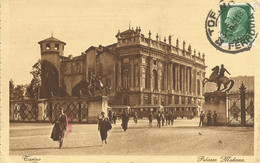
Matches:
[[207, 110, 212, 126], [51, 107, 67, 148], [98, 113, 112, 145], [134, 111, 138, 124], [161, 112, 165, 126], [165, 111, 168, 125], [112, 112, 117, 124], [121, 110, 129, 131], [168, 111, 173, 125], [157, 111, 161, 128], [148, 111, 153, 127], [108, 110, 112, 123], [213, 111, 217, 126], [199, 111, 205, 127]]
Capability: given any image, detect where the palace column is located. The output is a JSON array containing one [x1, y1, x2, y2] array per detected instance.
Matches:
[[177, 64, 180, 92], [158, 63, 162, 91], [180, 65, 183, 93], [184, 66, 188, 93], [118, 61, 122, 88], [168, 62, 173, 91], [183, 66, 186, 93], [174, 64, 178, 92], [187, 67, 190, 93]]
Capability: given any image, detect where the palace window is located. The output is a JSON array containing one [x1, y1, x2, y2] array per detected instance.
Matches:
[[123, 69, 130, 90], [123, 58, 129, 63], [175, 95, 179, 104], [144, 68, 149, 89], [134, 64, 139, 86], [55, 43, 59, 50], [153, 69, 158, 89], [46, 43, 50, 50], [181, 96, 185, 104]]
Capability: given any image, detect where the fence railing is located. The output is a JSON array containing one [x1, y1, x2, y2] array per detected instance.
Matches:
[[10, 98, 91, 123]]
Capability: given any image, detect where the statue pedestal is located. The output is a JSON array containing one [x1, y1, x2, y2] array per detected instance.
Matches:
[[203, 92, 227, 126], [87, 96, 108, 123]]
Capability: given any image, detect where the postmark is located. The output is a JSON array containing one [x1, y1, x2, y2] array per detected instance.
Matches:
[[205, 1, 258, 54]]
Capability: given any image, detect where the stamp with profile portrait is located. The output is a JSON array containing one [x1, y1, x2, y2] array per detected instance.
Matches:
[[205, 1, 257, 54]]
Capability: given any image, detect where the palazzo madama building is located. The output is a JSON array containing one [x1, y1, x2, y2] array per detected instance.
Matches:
[[38, 27, 206, 113]]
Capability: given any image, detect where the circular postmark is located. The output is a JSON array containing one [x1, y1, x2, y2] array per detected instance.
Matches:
[[205, 1, 258, 54]]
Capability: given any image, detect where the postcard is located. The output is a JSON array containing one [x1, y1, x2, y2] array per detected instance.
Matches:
[[1, 0, 260, 162]]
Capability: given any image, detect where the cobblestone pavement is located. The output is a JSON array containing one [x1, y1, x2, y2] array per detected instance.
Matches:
[[10, 117, 254, 155]]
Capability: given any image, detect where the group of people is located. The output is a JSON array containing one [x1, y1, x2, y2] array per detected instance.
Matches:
[[199, 110, 218, 127], [147, 111, 175, 128], [50, 107, 218, 148]]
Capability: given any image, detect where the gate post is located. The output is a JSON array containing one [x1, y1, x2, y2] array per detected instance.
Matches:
[[240, 83, 246, 126]]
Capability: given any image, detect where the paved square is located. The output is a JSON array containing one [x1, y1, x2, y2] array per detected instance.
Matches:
[[10, 118, 254, 155]]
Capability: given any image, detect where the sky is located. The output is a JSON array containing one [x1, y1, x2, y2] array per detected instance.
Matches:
[[3, 0, 259, 85]]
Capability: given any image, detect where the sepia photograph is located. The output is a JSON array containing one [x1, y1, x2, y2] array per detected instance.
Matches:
[[1, 0, 260, 162]]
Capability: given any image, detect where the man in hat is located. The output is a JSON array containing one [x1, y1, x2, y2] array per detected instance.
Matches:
[[199, 111, 205, 127], [213, 111, 218, 126], [207, 110, 212, 126]]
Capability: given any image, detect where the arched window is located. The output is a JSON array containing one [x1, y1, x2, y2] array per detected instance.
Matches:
[[153, 69, 158, 90], [123, 69, 130, 89]]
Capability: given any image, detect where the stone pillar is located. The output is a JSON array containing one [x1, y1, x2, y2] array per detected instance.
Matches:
[[203, 92, 227, 126], [183, 66, 186, 93], [175, 64, 178, 92], [168, 63, 172, 91], [240, 84, 246, 126], [177, 65, 180, 92], [37, 99, 46, 121], [10, 102, 14, 121], [88, 96, 108, 123], [180, 66, 183, 92]]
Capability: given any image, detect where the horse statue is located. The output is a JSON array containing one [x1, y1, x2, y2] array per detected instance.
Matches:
[[87, 75, 105, 96], [202, 66, 234, 92]]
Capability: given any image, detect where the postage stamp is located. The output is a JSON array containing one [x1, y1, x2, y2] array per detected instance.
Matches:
[[205, 1, 257, 54]]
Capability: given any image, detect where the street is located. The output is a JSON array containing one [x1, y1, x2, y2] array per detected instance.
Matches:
[[10, 117, 254, 155]]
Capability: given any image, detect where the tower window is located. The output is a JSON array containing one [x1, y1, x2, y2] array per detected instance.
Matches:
[[153, 60, 157, 65], [55, 44, 59, 50], [46, 43, 50, 50]]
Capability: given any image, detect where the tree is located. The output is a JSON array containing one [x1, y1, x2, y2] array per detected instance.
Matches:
[[9, 79, 26, 100], [26, 59, 41, 99]]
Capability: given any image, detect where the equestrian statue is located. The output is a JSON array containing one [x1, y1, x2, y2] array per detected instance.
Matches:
[[203, 64, 234, 92], [87, 74, 105, 96]]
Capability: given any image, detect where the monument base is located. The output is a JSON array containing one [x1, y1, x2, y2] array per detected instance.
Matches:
[[87, 96, 108, 123], [203, 92, 227, 126]]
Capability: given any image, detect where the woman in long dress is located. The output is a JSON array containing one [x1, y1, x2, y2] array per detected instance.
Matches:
[[121, 110, 129, 131], [98, 112, 112, 145], [51, 107, 67, 148]]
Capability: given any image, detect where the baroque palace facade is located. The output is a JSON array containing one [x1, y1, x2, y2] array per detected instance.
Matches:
[[38, 27, 206, 112]]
